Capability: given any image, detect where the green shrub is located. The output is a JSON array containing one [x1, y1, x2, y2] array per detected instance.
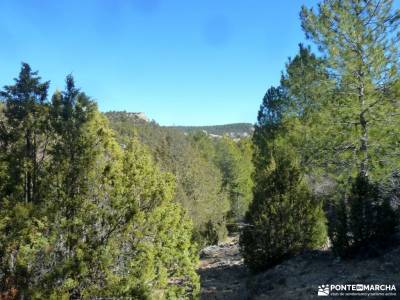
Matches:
[[329, 174, 398, 257], [240, 151, 327, 272]]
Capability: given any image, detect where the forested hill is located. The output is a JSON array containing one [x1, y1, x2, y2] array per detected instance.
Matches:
[[105, 111, 254, 138], [104, 109, 254, 248], [168, 123, 254, 138], [105, 110, 149, 124]]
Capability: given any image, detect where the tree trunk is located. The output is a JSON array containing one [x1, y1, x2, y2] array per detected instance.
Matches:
[[26, 131, 32, 203], [359, 80, 368, 177]]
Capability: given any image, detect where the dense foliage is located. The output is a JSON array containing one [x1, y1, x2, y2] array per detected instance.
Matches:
[[329, 174, 398, 257], [240, 82, 327, 272], [241, 149, 327, 271], [301, 0, 400, 256], [300, 0, 400, 180], [105, 112, 254, 245], [213, 136, 254, 225], [0, 65, 199, 299], [189, 132, 254, 230], [241, 0, 399, 271]]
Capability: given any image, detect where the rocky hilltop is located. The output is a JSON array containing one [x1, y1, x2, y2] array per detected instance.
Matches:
[[105, 111, 149, 123]]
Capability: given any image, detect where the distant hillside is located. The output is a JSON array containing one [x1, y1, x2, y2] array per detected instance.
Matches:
[[104, 111, 254, 139], [105, 111, 149, 124], [167, 123, 254, 138]]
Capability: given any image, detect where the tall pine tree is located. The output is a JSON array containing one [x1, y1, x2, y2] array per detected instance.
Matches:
[[301, 0, 399, 256], [301, 0, 400, 179]]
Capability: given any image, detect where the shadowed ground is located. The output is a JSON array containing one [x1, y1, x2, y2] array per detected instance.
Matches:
[[198, 236, 250, 300], [198, 236, 400, 299]]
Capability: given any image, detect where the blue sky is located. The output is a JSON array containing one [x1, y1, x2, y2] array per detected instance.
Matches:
[[0, 0, 321, 126]]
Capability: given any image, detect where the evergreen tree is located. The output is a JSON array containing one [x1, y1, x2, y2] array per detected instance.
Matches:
[[279, 44, 334, 176], [301, 0, 399, 257], [0, 102, 7, 194], [179, 147, 230, 246], [281, 44, 331, 119], [0, 63, 51, 297], [301, 0, 400, 179], [0, 67, 199, 299], [95, 138, 199, 299], [240, 141, 326, 271], [327, 193, 350, 257], [0, 63, 50, 203], [240, 86, 327, 272], [329, 174, 398, 257]]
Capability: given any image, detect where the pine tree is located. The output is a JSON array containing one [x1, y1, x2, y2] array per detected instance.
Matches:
[[0, 101, 7, 194], [281, 44, 331, 119], [301, 0, 400, 257], [301, 0, 400, 179], [279, 44, 334, 176]]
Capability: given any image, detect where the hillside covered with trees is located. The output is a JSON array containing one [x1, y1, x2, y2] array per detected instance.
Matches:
[[105, 111, 254, 246], [0, 0, 399, 299], [167, 123, 254, 138]]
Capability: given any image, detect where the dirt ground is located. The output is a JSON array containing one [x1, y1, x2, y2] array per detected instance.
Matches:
[[198, 236, 400, 300], [198, 236, 249, 300]]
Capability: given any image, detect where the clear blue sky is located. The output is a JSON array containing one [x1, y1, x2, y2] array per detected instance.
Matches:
[[0, 0, 320, 126]]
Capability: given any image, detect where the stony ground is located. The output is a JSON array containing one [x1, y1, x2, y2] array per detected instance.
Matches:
[[198, 236, 249, 300], [198, 236, 400, 300]]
